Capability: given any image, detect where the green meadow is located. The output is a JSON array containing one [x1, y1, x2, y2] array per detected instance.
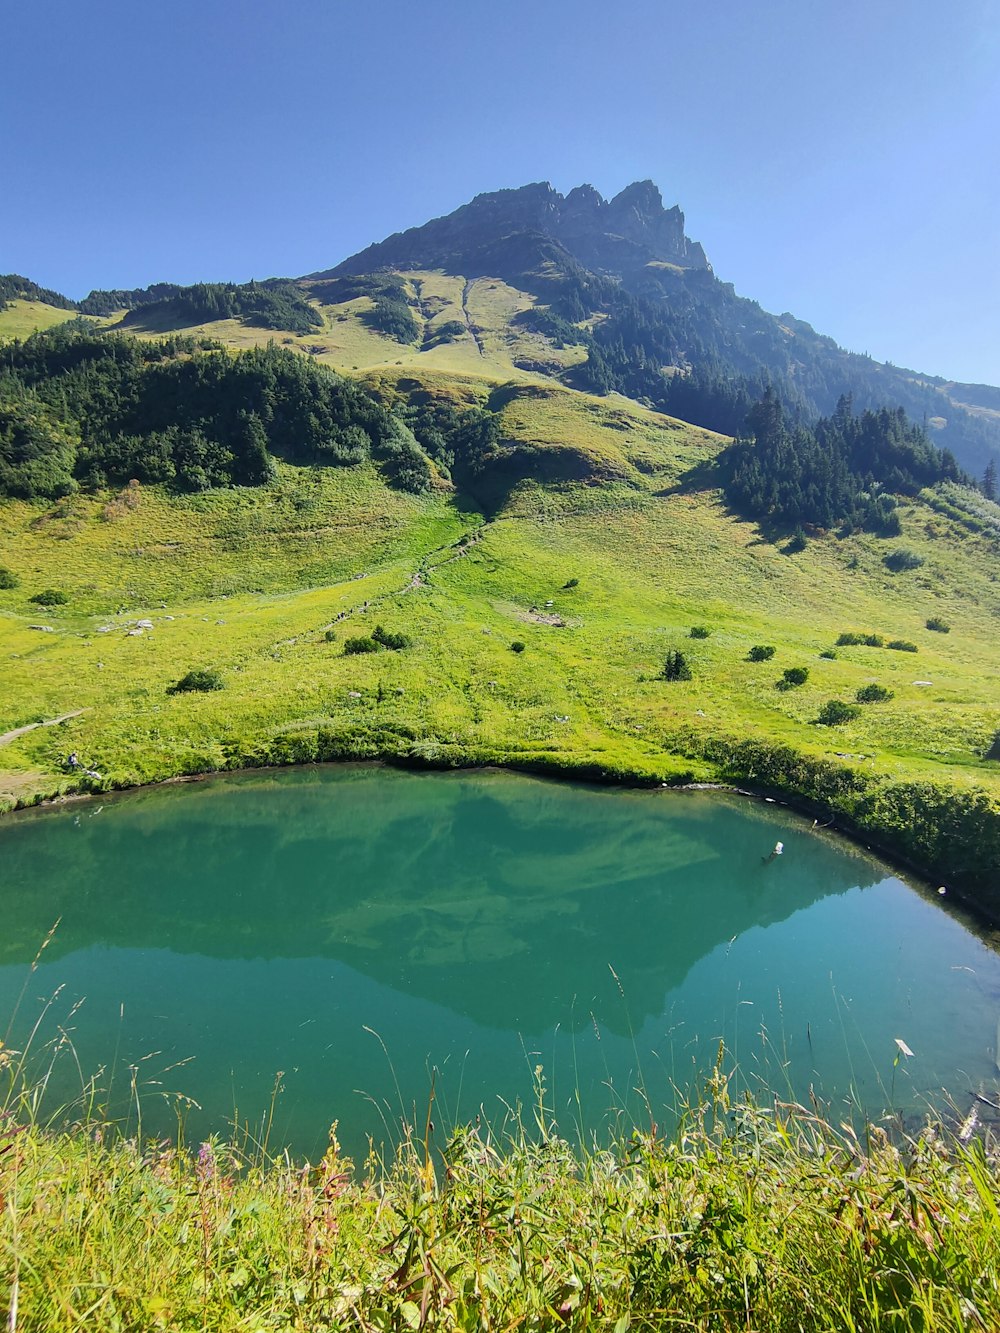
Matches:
[[2, 369, 999, 906], [4, 278, 1000, 1333]]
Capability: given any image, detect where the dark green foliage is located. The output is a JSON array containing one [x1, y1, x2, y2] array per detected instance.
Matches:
[[0, 327, 430, 496], [779, 666, 809, 687], [0, 566, 18, 589], [372, 624, 411, 651], [724, 390, 960, 535], [510, 641, 526, 653], [426, 319, 465, 347], [82, 279, 322, 334], [661, 649, 692, 681], [887, 639, 918, 652], [819, 649, 837, 659], [343, 636, 381, 655], [334, 277, 420, 344], [747, 644, 775, 662], [167, 668, 223, 694], [856, 683, 894, 703], [78, 282, 186, 316], [983, 459, 998, 501], [987, 732, 1000, 761], [883, 548, 924, 572], [815, 699, 861, 725], [926, 616, 950, 633], [323, 630, 337, 643], [783, 528, 807, 554], [0, 393, 78, 498], [29, 588, 68, 606], [689, 625, 711, 639], [400, 395, 501, 489], [563, 578, 579, 589], [0, 274, 76, 311], [837, 632, 885, 647]]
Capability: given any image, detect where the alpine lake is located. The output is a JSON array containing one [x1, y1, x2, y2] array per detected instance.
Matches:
[[3, 765, 999, 1161]]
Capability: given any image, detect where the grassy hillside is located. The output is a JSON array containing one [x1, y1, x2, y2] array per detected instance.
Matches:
[[0, 298, 80, 340], [2, 367, 999, 905]]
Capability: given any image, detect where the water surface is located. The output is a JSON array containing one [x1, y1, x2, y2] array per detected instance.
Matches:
[[2, 766, 998, 1158]]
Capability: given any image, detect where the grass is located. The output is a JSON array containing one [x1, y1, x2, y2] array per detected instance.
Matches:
[[1, 389, 999, 901], [3, 1044, 999, 1331], [1, 304, 999, 900], [0, 300, 79, 340]]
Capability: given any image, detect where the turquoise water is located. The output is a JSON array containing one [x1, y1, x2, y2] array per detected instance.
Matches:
[[2, 766, 999, 1159]]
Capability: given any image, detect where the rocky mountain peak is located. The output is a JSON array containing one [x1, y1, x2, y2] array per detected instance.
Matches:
[[324, 179, 710, 280]]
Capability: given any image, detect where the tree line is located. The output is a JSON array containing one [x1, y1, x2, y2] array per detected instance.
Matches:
[[0, 327, 445, 498]]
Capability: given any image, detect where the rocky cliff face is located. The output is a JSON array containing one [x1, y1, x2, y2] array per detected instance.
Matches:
[[318, 180, 709, 279]]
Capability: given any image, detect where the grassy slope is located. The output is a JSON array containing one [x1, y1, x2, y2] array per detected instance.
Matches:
[[0, 299, 79, 339], [2, 277, 999, 898], [2, 387, 997, 795]]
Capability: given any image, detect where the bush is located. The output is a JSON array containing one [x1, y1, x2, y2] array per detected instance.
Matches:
[[747, 644, 775, 662], [167, 668, 224, 694], [815, 699, 861, 725], [323, 629, 337, 643], [887, 639, 918, 653], [883, 548, 924, 572], [372, 624, 411, 651], [837, 631, 884, 647], [510, 640, 526, 653], [926, 617, 950, 633], [783, 528, 807, 554], [563, 578, 579, 589], [661, 650, 692, 681], [779, 666, 809, 688], [344, 636, 381, 655], [0, 566, 18, 589], [689, 626, 711, 639], [856, 683, 894, 703], [29, 588, 68, 606], [819, 649, 837, 659]]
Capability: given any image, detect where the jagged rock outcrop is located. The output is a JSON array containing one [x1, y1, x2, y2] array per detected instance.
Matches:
[[315, 181, 710, 281]]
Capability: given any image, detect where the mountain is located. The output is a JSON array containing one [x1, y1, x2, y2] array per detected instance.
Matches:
[[315, 181, 1000, 477]]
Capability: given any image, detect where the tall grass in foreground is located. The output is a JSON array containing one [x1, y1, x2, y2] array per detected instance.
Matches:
[[2, 1041, 999, 1332]]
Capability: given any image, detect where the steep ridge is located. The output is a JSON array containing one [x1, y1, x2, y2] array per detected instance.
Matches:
[[317, 182, 1000, 476]]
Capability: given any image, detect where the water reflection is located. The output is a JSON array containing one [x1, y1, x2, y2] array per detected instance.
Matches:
[[1, 767, 997, 1158]]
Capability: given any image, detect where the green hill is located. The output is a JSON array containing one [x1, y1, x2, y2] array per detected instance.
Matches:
[[2, 190, 1000, 913]]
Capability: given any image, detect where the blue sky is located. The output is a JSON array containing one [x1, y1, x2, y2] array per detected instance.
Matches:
[[3, 0, 998, 384]]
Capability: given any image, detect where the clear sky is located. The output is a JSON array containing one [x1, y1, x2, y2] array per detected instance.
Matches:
[[3, 0, 998, 385]]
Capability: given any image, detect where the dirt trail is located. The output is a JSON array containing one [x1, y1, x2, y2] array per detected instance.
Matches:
[[461, 279, 486, 357], [0, 709, 86, 748]]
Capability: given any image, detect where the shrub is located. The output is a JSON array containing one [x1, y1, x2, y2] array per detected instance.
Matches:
[[324, 629, 337, 643], [690, 626, 711, 639], [856, 683, 894, 703], [662, 650, 692, 681], [987, 731, 1000, 761], [926, 617, 950, 633], [783, 528, 807, 554], [815, 699, 861, 725], [563, 578, 579, 589], [29, 588, 68, 606], [837, 631, 884, 647], [779, 666, 809, 688], [819, 649, 837, 659], [887, 639, 918, 653], [372, 624, 411, 651], [0, 566, 18, 590], [747, 645, 775, 662], [510, 640, 526, 653], [884, 548, 924, 572], [167, 668, 224, 694], [344, 636, 381, 655]]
